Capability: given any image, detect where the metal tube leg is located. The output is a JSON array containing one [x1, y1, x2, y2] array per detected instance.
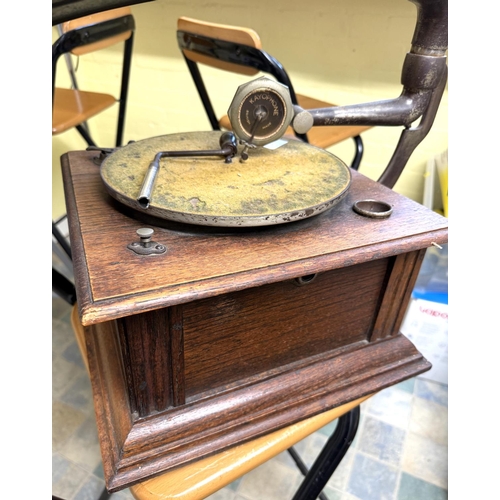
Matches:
[[52, 268, 77, 305], [52, 221, 72, 260], [291, 406, 361, 500], [287, 447, 329, 500], [76, 124, 97, 147]]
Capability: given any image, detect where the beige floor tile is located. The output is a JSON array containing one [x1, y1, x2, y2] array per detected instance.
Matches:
[[52, 453, 89, 499], [52, 399, 87, 451], [52, 353, 81, 398], [59, 416, 103, 474], [52, 296, 73, 320], [52, 316, 75, 355], [401, 432, 448, 489], [293, 431, 329, 468], [409, 396, 448, 446]]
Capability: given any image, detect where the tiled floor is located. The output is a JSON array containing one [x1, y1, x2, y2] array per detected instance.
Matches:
[[52, 255, 448, 500]]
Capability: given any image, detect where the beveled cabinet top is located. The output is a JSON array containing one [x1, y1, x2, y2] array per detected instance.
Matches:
[[62, 149, 448, 325]]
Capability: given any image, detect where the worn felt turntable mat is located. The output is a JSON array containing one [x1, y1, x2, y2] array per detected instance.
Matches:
[[100, 131, 351, 227]]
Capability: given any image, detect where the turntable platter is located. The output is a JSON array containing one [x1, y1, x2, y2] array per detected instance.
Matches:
[[100, 131, 351, 227]]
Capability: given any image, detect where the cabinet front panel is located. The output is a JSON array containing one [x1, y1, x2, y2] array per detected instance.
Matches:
[[183, 258, 390, 399]]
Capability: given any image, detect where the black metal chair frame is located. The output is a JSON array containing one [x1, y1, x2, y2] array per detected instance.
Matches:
[[52, 220, 77, 306], [177, 29, 363, 170], [52, 13, 135, 305], [52, 13, 135, 148]]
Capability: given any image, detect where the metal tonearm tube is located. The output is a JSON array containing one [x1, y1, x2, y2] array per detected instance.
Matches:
[[136, 131, 238, 209], [292, 0, 448, 188]]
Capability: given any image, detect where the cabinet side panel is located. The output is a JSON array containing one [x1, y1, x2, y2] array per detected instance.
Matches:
[[371, 249, 427, 341]]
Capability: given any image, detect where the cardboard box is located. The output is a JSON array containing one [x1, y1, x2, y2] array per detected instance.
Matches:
[[401, 298, 448, 385]]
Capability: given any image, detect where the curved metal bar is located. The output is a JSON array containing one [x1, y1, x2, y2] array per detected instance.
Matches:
[[307, 0, 447, 184], [291, 406, 361, 500], [52, 269, 77, 306], [52, 0, 152, 26], [287, 446, 329, 500], [377, 65, 447, 188], [52, 221, 72, 260], [309, 0, 447, 129], [408, 0, 448, 55]]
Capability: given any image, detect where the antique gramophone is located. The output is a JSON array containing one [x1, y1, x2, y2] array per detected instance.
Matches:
[[60, 0, 448, 491]]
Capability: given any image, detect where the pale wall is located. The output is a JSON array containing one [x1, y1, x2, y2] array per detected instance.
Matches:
[[52, 0, 448, 220]]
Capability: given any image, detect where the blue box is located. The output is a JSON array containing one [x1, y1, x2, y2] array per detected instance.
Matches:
[[412, 244, 448, 304]]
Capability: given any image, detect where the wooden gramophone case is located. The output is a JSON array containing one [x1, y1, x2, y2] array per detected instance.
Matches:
[[62, 144, 448, 491]]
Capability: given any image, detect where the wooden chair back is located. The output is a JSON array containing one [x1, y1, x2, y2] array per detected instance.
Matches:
[[177, 16, 261, 76], [62, 7, 133, 56], [52, 7, 135, 147]]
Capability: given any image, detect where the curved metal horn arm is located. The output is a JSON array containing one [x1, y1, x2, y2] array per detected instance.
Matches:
[[302, 0, 448, 185], [377, 64, 447, 188], [409, 0, 448, 56], [309, 88, 434, 128]]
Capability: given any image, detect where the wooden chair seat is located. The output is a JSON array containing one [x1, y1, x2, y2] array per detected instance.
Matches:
[[52, 88, 116, 135], [130, 395, 371, 500]]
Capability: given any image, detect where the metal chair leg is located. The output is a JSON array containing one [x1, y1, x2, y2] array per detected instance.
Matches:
[[288, 446, 329, 500], [52, 268, 77, 305], [52, 220, 72, 260], [290, 406, 361, 500], [76, 123, 97, 147]]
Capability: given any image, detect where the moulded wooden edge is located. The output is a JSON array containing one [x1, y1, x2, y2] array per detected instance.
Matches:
[[89, 331, 431, 492], [76, 228, 448, 327], [130, 393, 373, 500]]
